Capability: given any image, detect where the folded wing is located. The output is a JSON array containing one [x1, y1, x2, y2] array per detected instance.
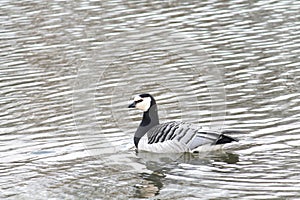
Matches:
[[142, 122, 237, 152]]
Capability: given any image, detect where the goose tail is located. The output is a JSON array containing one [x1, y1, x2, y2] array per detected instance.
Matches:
[[216, 130, 240, 144]]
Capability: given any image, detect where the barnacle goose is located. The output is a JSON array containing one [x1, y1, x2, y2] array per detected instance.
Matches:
[[128, 93, 238, 153]]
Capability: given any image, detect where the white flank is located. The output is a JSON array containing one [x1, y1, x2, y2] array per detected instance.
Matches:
[[138, 137, 190, 153]]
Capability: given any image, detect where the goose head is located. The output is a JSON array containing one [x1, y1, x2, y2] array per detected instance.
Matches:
[[128, 93, 156, 112], [128, 93, 159, 147]]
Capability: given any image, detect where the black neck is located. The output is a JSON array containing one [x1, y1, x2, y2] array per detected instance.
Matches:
[[134, 104, 159, 147]]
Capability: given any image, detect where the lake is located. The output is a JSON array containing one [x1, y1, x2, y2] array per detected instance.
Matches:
[[1, 0, 300, 199]]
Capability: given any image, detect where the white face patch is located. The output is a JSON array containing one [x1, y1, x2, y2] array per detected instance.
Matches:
[[134, 96, 151, 112]]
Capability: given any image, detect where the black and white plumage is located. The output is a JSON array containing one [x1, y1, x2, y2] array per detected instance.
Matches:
[[128, 93, 238, 153]]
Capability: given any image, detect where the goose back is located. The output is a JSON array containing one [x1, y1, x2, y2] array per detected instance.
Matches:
[[138, 121, 237, 153]]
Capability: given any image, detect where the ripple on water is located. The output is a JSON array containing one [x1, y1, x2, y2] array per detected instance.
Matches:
[[1, 0, 300, 199]]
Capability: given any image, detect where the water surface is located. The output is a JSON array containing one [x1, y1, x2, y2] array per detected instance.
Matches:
[[1, 0, 300, 199]]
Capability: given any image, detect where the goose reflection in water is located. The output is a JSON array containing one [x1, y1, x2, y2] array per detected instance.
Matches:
[[133, 150, 239, 198]]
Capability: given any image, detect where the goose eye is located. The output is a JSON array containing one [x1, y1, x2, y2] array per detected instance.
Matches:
[[135, 99, 143, 104]]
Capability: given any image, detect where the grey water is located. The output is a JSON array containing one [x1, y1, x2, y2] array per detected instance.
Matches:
[[1, 0, 300, 199]]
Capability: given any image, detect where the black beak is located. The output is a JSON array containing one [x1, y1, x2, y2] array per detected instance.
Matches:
[[128, 102, 136, 108]]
